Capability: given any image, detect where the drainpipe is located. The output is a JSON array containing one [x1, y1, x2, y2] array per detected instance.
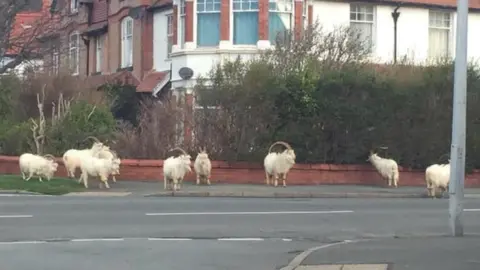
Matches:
[[391, 5, 401, 64]]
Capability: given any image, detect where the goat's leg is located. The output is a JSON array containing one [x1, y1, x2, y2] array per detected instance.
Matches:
[[265, 172, 270, 185], [196, 175, 200, 185], [21, 171, 26, 180], [274, 175, 279, 187], [282, 174, 287, 188], [25, 172, 34, 181], [164, 176, 168, 190], [207, 175, 211, 185], [82, 173, 89, 189], [38, 176, 43, 182], [112, 174, 117, 183]]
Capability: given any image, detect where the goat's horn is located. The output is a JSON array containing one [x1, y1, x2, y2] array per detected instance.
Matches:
[[109, 150, 118, 158], [43, 154, 55, 160], [268, 141, 292, 153], [169, 147, 187, 155], [85, 136, 101, 143]]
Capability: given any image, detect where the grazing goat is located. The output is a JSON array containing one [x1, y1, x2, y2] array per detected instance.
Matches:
[[79, 156, 121, 189], [425, 160, 450, 198], [194, 147, 212, 185], [62, 136, 105, 179], [163, 147, 192, 191], [264, 141, 296, 187], [367, 150, 400, 188], [19, 153, 58, 182], [94, 148, 121, 183]]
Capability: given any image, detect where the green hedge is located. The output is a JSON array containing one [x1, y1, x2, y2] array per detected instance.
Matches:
[[194, 58, 480, 170]]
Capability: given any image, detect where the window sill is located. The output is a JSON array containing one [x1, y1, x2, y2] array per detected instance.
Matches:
[[117, 66, 133, 72]]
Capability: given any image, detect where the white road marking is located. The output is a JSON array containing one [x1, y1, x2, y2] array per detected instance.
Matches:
[[145, 210, 354, 216], [147, 238, 192, 241], [0, 241, 46, 245], [282, 238, 293, 242], [465, 209, 480, 212], [218, 238, 264, 241], [279, 239, 365, 270], [71, 238, 125, 242], [0, 215, 33, 218]]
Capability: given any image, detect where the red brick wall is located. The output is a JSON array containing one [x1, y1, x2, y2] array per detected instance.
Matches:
[[294, 0, 303, 40], [308, 5, 313, 26], [220, 0, 230, 41], [173, 5, 178, 45], [258, 0, 269, 40], [2, 155, 480, 187], [185, 1, 194, 42]]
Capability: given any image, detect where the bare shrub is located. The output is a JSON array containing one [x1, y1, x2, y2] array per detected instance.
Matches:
[[16, 72, 108, 120], [113, 99, 182, 159]]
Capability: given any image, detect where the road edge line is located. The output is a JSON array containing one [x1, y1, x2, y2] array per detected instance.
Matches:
[[279, 240, 362, 270]]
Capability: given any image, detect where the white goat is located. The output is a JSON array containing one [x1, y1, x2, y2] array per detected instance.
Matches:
[[425, 160, 450, 198], [264, 141, 296, 187], [194, 147, 212, 185], [94, 148, 121, 183], [163, 147, 192, 191], [367, 151, 400, 188], [18, 153, 59, 182], [62, 136, 105, 179], [79, 156, 121, 189]]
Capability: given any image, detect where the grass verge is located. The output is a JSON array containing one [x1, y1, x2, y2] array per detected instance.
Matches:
[[0, 175, 85, 195]]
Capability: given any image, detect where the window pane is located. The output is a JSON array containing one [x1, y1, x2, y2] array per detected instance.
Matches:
[[206, 2, 213, 11], [366, 13, 373, 21], [233, 2, 241, 10]]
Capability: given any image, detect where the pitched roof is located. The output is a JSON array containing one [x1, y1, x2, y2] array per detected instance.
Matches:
[[6, 0, 55, 56], [136, 71, 169, 93]]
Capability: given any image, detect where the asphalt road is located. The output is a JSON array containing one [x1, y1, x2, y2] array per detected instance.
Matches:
[[2, 196, 480, 269]]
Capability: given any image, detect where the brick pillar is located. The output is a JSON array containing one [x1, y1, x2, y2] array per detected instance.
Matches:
[[219, 0, 230, 48], [185, 0, 195, 49], [143, 12, 153, 72], [294, 0, 303, 40], [308, 4, 313, 26], [173, 5, 178, 45], [257, 0, 269, 49], [184, 92, 193, 145]]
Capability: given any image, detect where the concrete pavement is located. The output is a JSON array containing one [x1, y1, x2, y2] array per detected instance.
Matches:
[[63, 180, 480, 198], [2, 196, 480, 269], [296, 236, 480, 270]]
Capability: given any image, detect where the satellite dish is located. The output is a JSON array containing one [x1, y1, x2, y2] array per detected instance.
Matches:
[[178, 67, 194, 80]]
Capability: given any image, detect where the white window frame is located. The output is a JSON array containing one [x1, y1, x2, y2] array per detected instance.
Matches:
[[70, 0, 79, 13], [349, 3, 375, 53], [95, 35, 104, 73], [167, 14, 173, 58], [121, 16, 134, 68], [428, 10, 452, 61], [268, 0, 293, 44], [179, 0, 186, 49], [69, 32, 80, 75], [232, 0, 260, 46]]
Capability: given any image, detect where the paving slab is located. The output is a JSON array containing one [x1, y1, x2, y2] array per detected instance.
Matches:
[[300, 236, 480, 270]]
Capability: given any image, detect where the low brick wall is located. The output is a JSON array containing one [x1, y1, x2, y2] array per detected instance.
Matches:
[[2, 155, 480, 187]]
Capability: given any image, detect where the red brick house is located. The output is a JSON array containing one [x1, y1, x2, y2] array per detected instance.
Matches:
[[40, 0, 167, 92]]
